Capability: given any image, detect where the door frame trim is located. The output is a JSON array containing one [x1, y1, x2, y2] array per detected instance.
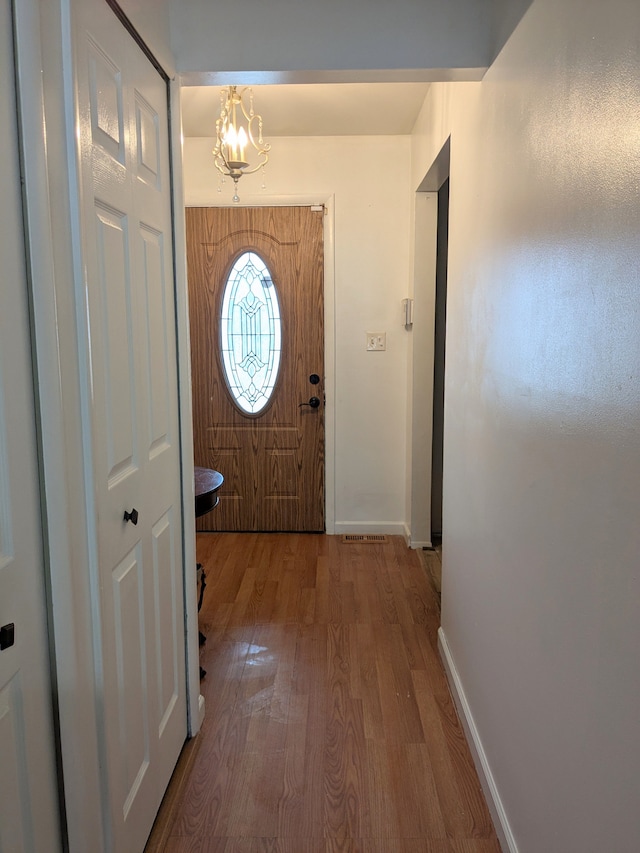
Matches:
[[170, 80, 200, 731], [407, 138, 451, 550], [186, 194, 336, 534]]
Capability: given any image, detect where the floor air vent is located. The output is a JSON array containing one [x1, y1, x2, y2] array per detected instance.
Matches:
[[341, 534, 388, 544]]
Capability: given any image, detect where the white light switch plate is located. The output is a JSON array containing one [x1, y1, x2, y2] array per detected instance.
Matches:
[[366, 332, 386, 351]]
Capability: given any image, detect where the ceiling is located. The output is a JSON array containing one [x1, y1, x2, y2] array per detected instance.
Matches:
[[180, 82, 431, 138]]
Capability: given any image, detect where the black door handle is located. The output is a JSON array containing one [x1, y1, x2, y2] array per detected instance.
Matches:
[[299, 396, 320, 409], [123, 508, 139, 525]]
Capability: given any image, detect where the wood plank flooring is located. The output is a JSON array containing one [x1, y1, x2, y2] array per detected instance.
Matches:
[[145, 534, 501, 853]]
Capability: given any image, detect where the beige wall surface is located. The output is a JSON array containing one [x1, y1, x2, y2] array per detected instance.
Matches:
[[412, 0, 640, 849], [183, 135, 412, 533]]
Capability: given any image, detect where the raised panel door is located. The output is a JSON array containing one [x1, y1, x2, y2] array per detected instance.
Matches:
[[74, 2, 186, 849]]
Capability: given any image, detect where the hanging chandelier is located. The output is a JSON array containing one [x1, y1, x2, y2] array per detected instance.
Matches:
[[212, 86, 271, 203]]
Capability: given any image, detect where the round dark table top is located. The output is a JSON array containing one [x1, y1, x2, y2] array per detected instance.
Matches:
[[194, 466, 224, 518]]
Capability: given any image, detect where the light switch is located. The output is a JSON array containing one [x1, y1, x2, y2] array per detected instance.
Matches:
[[366, 332, 386, 351]]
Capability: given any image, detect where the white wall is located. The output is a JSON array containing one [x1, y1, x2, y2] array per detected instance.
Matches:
[[412, 0, 640, 850], [183, 135, 412, 534]]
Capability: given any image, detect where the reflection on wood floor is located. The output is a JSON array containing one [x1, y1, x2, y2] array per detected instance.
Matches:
[[145, 533, 501, 853]]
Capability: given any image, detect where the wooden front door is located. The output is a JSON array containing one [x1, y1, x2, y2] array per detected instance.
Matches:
[[187, 206, 325, 532]]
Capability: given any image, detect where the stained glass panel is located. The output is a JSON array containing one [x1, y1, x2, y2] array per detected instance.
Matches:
[[220, 251, 281, 414]]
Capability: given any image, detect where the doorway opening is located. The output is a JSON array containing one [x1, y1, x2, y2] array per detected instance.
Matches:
[[430, 176, 449, 547]]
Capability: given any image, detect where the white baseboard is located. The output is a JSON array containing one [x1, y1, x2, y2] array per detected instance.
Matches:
[[438, 628, 518, 853], [334, 521, 407, 537]]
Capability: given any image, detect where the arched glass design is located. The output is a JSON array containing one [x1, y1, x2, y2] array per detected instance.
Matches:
[[220, 251, 282, 414]]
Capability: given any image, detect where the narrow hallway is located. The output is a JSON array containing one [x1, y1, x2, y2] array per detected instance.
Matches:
[[146, 534, 500, 853]]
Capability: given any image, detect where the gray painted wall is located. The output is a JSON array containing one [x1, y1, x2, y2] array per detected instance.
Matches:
[[169, 0, 495, 79]]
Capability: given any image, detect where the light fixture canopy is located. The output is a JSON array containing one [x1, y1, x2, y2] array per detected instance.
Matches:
[[212, 86, 271, 203]]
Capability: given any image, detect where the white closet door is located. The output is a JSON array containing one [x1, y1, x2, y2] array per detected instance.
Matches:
[[0, 1, 62, 850], [73, 1, 186, 849]]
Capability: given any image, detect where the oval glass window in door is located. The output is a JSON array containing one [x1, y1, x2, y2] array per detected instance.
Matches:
[[220, 251, 282, 414]]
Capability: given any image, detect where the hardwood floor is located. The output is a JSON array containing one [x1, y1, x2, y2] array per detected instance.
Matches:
[[418, 542, 442, 605], [145, 534, 501, 853]]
